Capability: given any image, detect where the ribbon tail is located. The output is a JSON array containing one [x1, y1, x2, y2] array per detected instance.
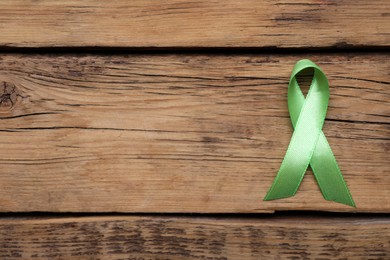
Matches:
[[263, 169, 304, 201], [264, 116, 323, 201], [310, 132, 356, 207]]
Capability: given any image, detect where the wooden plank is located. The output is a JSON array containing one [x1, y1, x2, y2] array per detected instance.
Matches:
[[0, 54, 389, 213], [0, 215, 388, 259], [0, 0, 389, 48]]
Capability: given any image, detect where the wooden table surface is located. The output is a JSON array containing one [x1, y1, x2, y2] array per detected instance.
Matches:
[[0, 1, 389, 259]]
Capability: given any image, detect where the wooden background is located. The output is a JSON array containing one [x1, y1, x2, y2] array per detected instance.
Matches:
[[0, 1, 389, 259]]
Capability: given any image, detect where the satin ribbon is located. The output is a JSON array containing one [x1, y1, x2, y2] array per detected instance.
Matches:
[[264, 59, 355, 207]]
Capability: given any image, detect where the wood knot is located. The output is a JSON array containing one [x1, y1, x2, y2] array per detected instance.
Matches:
[[0, 81, 22, 111]]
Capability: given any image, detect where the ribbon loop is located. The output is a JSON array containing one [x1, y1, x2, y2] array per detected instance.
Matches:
[[264, 59, 355, 207]]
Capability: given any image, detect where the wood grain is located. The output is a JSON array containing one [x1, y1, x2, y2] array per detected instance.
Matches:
[[0, 54, 389, 213], [0, 215, 388, 259], [0, 0, 389, 48]]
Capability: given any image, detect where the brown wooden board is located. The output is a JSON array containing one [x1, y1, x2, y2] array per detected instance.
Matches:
[[0, 54, 389, 213], [0, 0, 389, 48], [0, 215, 388, 259]]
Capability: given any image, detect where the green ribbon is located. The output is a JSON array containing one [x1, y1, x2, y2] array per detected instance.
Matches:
[[264, 59, 355, 207]]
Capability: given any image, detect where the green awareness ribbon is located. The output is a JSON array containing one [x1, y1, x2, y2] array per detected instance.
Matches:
[[264, 59, 355, 207]]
